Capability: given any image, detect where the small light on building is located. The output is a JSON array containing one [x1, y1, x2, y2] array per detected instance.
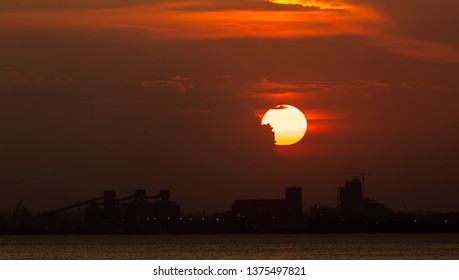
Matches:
[[445, 220, 448, 223], [414, 219, 417, 223], [216, 218, 219, 221]]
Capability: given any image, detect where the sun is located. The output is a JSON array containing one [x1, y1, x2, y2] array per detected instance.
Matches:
[[261, 104, 307, 146]]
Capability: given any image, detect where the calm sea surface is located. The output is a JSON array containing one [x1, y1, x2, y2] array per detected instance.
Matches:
[[1, 234, 458, 260]]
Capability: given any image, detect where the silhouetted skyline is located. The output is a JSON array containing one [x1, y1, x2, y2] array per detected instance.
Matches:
[[2, 178, 458, 234]]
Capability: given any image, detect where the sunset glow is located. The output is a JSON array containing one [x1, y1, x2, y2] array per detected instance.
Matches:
[[1, 0, 458, 217]]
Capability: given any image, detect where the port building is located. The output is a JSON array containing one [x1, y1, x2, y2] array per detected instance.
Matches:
[[232, 187, 302, 225]]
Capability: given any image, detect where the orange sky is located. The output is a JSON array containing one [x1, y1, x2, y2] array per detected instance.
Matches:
[[0, 1, 383, 37], [0, 0, 458, 213], [2, 0, 459, 63]]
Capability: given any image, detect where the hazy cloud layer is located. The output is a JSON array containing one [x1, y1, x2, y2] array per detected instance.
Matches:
[[2, 0, 458, 63]]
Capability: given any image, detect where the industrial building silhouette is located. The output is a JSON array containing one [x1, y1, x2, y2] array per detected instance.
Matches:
[[232, 187, 302, 227], [337, 177, 388, 215], [84, 189, 180, 229], [2, 177, 458, 234], [30, 189, 180, 233]]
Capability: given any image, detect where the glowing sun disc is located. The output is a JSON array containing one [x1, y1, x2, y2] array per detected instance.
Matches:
[[261, 104, 307, 145]]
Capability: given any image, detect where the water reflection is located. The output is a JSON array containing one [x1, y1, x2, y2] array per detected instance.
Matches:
[[1, 234, 459, 260]]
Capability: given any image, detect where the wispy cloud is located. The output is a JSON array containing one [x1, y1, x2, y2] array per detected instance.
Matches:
[[141, 75, 193, 93], [246, 79, 392, 95], [0, 67, 42, 86], [401, 81, 451, 91]]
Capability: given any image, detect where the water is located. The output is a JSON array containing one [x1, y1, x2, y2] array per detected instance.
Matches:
[[1, 234, 459, 259]]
